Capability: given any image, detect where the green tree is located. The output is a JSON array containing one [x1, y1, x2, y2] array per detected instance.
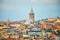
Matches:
[[55, 30, 60, 35]]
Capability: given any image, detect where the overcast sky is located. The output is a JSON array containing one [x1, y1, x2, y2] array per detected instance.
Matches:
[[0, 0, 60, 21]]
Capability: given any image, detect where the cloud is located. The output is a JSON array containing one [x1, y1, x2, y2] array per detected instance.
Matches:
[[0, 0, 59, 11], [31, 0, 39, 3], [31, 0, 58, 3]]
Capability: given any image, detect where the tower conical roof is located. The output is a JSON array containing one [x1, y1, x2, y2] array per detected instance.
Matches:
[[29, 8, 34, 15]]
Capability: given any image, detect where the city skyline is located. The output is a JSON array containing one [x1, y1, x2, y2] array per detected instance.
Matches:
[[0, 0, 60, 21]]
